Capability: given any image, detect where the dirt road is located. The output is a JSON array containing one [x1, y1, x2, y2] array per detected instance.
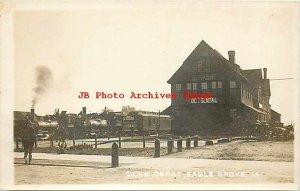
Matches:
[[14, 152, 294, 185], [13, 140, 295, 189]]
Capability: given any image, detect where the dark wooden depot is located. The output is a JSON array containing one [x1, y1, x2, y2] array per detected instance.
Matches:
[[162, 40, 281, 136]]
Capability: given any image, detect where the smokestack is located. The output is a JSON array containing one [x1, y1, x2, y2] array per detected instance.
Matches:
[[228, 50, 236, 64], [82, 107, 86, 115], [30, 109, 35, 121], [263, 68, 267, 79]]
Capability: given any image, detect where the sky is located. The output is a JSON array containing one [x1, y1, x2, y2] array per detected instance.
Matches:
[[13, 1, 299, 124]]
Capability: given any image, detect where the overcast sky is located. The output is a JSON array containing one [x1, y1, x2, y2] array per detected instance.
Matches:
[[14, 2, 299, 124]]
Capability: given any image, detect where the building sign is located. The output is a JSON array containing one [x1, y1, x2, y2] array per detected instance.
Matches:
[[199, 74, 216, 81], [123, 116, 134, 121], [192, 74, 216, 81], [191, 97, 218, 104]]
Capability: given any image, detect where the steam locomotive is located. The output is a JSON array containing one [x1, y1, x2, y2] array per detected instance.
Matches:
[[36, 108, 171, 138]]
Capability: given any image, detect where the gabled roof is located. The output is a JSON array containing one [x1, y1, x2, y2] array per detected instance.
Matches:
[[241, 69, 271, 96], [271, 109, 281, 116], [167, 40, 227, 84], [167, 40, 270, 96], [241, 69, 262, 84], [161, 106, 172, 115], [183, 40, 227, 62]]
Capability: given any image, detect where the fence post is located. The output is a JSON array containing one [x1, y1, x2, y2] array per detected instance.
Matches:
[[118, 132, 122, 148], [49, 139, 51, 152], [82, 141, 84, 152], [143, 131, 146, 149], [112, 142, 119, 167], [94, 133, 98, 155], [131, 126, 134, 138], [154, 138, 160, 158], [194, 135, 199, 147], [186, 136, 191, 150], [95, 133, 98, 149], [73, 128, 75, 147], [167, 137, 173, 154], [72, 127, 75, 147], [177, 136, 182, 152], [50, 134, 53, 151]]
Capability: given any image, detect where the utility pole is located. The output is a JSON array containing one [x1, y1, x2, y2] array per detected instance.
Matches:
[[158, 110, 160, 132]]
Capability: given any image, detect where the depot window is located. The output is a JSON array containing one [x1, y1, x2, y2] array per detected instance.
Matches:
[[197, 63, 204, 72], [192, 83, 197, 90], [197, 59, 210, 73], [217, 81, 223, 89], [201, 82, 208, 89], [175, 84, 182, 91], [212, 81, 217, 89], [258, 89, 262, 103], [230, 81, 236, 88], [187, 83, 192, 90]]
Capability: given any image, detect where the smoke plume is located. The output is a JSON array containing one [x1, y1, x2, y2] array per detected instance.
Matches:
[[31, 66, 53, 109]]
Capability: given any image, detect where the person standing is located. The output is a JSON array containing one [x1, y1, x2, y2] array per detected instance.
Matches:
[[22, 115, 37, 164], [56, 124, 67, 154], [32, 121, 39, 148]]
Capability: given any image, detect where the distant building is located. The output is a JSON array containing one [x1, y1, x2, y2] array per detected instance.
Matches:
[[163, 40, 281, 135], [270, 109, 283, 127]]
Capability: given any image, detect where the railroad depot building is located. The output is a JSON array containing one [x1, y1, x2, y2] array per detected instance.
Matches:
[[163, 40, 281, 135]]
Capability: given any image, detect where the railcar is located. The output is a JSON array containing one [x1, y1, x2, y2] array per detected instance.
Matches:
[[125, 111, 171, 135], [99, 111, 171, 136]]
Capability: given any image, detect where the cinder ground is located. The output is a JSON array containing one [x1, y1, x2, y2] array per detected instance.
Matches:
[[14, 140, 294, 185]]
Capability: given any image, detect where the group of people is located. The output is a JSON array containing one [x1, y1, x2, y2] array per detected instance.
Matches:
[[22, 115, 67, 164]]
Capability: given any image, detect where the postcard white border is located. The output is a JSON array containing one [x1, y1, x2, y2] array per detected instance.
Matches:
[[0, 0, 299, 190]]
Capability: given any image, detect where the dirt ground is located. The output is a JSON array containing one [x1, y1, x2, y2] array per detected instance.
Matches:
[[14, 161, 293, 185], [14, 153, 294, 185], [165, 140, 294, 162], [13, 140, 295, 186]]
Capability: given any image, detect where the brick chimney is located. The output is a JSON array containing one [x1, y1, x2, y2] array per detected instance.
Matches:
[[263, 68, 267, 79], [30, 109, 35, 120], [228, 50, 236, 64]]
